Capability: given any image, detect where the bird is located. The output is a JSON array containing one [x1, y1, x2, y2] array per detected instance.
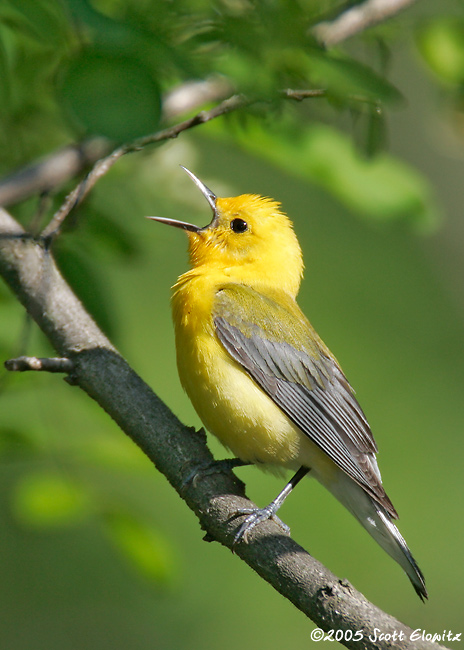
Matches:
[[148, 166, 427, 600]]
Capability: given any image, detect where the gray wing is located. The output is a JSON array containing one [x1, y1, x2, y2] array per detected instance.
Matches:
[[214, 287, 396, 517]]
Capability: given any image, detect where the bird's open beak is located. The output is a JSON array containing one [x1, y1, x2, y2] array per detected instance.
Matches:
[[147, 166, 217, 232], [146, 215, 201, 232]]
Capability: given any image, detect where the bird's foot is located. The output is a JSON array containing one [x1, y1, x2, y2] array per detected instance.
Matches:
[[231, 466, 308, 545], [232, 505, 290, 545], [182, 458, 249, 488]]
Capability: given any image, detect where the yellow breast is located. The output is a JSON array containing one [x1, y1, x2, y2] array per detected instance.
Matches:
[[171, 269, 336, 477]]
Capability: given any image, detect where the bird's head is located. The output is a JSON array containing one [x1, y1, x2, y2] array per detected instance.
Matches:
[[148, 167, 304, 297]]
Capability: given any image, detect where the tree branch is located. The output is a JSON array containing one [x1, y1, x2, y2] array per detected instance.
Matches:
[[0, 139, 110, 208], [39, 94, 254, 240], [4, 356, 74, 373], [162, 76, 234, 121], [40, 89, 327, 240], [281, 88, 327, 101], [313, 0, 419, 48], [0, 77, 233, 211], [0, 207, 447, 650], [1, 86, 327, 241]]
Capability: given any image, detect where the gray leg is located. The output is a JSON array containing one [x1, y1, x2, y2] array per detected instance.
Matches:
[[233, 466, 310, 544]]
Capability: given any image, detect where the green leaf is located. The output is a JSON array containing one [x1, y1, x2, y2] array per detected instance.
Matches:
[[11, 471, 90, 528], [65, 0, 192, 78], [299, 125, 438, 228], [307, 50, 403, 105], [60, 49, 161, 142], [365, 105, 387, 157], [0, 0, 68, 47], [416, 18, 464, 84], [103, 511, 177, 586]]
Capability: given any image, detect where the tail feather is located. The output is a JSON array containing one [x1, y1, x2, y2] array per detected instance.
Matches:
[[319, 472, 428, 600], [375, 506, 427, 601]]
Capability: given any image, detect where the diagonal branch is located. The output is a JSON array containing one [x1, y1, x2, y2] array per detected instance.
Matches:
[[1, 86, 328, 241], [40, 89, 328, 240], [313, 0, 419, 48], [0, 77, 233, 211], [39, 94, 254, 240], [0, 206, 447, 650], [0, 140, 110, 209]]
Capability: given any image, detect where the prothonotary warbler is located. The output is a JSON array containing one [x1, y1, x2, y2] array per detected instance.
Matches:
[[148, 166, 427, 600]]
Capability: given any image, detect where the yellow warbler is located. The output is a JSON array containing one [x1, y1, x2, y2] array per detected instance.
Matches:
[[148, 167, 427, 600]]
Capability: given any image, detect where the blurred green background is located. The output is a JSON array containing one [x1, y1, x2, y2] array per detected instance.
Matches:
[[1, 0, 463, 648]]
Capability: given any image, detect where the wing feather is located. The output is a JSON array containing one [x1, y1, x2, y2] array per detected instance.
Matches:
[[213, 285, 396, 517]]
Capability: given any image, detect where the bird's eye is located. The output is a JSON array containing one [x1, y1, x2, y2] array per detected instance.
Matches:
[[230, 218, 248, 233]]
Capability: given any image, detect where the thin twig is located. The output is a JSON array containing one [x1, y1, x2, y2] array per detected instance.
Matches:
[[40, 94, 254, 240], [5, 356, 74, 373], [313, 0, 419, 48], [2, 87, 327, 241], [0, 78, 234, 211], [40, 89, 332, 241], [281, 88, 327, 101]]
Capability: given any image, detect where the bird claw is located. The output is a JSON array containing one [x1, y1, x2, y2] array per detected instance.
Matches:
[[182, 458, 247, 489], [182, 460, 214, 488], [232, 506, 290, 545]]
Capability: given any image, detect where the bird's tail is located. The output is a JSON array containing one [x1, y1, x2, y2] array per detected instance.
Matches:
[[320, 473, 428, 600]]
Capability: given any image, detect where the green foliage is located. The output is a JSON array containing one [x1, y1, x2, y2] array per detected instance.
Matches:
[[1, 0, 442, 231], [415, 15, 464, 134], [416, 17, 464, 84], [60, 49, 161, 142], [103, 510, 177, 586], [205, 119, 439, 228], [11, 470, 91, 528], [0, 427, 38, 457], [0, 0, 72, 166], [305, 50, 403, 105], [0, 1, 403, 157]]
